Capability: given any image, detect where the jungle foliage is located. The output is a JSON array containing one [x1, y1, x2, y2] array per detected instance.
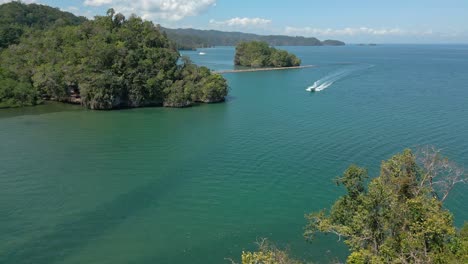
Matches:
[[0, 3, 227, 109]]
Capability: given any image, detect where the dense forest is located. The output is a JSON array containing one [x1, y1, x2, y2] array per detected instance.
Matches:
[[0, 2, 227, 109], [0, 2, 87, 49], [163, 27, 345, 50], [234, 41, 301, 67], [241, 148, 468, 264]]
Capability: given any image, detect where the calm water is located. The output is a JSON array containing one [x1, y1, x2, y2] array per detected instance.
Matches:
[[1, 45, 467, 264]]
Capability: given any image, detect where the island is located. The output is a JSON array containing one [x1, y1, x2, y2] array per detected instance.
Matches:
[[234, 41, 301, 68], [358, 43, 378, 46], [321, 39, 346, 46], [0, 2, 227, 110]]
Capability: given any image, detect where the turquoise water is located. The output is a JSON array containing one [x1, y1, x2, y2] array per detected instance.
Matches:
[[1, 45, 467, 263]]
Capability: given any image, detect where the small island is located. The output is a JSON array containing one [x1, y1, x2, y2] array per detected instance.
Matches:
[[234, 41, 301, 68], [358, 43, 378, 46]]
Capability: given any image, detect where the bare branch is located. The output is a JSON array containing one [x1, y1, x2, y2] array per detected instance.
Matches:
[[415, 146, 467, 202]]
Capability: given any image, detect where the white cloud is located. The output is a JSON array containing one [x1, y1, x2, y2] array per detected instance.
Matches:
[[284, 26, 434, 37], [0, 0, 37, 3], [66, 6, 79, 12], [84, 0, 113, 6], [83, 0, 216, 21], [209, 17, 272, 27], [64, 6, 95, 19]]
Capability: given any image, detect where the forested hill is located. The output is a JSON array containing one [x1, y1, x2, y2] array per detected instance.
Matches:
[[163, 28, 345, 49], [0, 3, 228, 110], [0, 2, 87, 48]]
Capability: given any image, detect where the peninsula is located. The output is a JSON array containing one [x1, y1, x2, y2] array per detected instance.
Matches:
[[0, 2, 228, 110]]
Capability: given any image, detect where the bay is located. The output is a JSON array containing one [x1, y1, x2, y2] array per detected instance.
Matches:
[[1, 45, 467, 263]]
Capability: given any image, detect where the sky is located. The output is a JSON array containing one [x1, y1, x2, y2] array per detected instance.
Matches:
[[3, 0, 468, 43]]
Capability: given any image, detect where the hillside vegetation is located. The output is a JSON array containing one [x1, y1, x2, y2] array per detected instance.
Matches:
[[0, 1, 86, 49], [0, 3, 227, 109]]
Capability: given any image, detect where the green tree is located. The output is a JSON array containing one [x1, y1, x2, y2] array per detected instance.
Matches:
[[232, 238, 302, 264], [304, 149, 467, 264], [199, 73, 228, 103], [0, 67, 38, 108]]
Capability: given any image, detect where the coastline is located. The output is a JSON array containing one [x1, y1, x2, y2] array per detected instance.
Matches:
[[214, 65, 315, 74]]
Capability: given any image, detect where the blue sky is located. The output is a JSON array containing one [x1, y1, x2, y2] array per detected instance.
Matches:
[[3, 0, 468, 43]]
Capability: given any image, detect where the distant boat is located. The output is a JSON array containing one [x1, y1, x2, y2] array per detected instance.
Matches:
[[199, 52, 206, 55], [306, 85, 318, 92]]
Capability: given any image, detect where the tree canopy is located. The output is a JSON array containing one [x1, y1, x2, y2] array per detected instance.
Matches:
[[0, 1, 87, 49], [0, 4, 228, 109], [305, 149, 467, 263], [237, 239, 301, 264], [234, 41, 301, 68], [0, 67, 38, 108]]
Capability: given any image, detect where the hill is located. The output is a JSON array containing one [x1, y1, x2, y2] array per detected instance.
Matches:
[[0, 4, 228, 109], [0, 1, 87, 49], [163, 28, 345, 49]]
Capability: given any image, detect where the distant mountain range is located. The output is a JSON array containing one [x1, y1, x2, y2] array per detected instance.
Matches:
[[162, 28, 345, 50], [0, 1, 345, 51]]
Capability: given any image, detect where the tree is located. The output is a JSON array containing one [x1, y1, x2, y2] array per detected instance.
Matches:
[[0, 67, 38, 108], [304, 149, 467, 263], [415, 146, 467, 202], [230, 238, 302, 264], [199, 72, 228, 103]]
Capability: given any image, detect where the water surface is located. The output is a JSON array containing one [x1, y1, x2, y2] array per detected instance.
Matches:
[[1, 45, 467, 263]]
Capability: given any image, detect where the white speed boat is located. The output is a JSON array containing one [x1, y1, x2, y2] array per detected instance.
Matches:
[[306, 86, 317, 92]]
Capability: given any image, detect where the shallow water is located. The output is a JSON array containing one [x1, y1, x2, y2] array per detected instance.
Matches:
[[1, 45, 467, 263]]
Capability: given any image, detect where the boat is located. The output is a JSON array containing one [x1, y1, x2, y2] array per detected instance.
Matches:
[[306, 86, 317, 92], [199, 52, 206, 55]]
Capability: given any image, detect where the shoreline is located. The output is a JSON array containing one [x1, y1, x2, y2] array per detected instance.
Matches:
[[213, 65, 315, 74]]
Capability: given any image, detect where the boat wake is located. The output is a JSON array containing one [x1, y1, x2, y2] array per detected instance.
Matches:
[[306, 64, 374, 92]]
